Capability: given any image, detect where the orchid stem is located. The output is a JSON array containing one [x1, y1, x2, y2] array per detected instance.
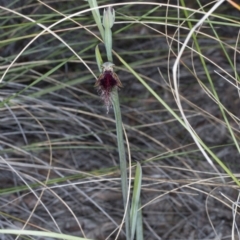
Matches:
[[111, 89, 130, 239]]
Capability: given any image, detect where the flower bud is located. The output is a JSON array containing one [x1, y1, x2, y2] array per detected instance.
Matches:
[[103, 6, 115, 29]]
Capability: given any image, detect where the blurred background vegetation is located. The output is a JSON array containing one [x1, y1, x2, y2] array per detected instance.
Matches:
[[0, 0, 240, 239]]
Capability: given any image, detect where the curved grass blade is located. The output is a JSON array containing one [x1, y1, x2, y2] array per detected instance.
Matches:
[[0, 229, 92, 240]]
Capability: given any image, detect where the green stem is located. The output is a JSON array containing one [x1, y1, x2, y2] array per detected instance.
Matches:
[[111, 89, 130, 240], [104, 27, 113, 62]]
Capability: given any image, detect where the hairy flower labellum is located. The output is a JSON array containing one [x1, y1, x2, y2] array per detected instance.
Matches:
[[95, 62, 122, 113]]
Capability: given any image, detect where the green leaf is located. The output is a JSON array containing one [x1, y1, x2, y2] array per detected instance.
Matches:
[[95, 44, 103, 72], [130, 162, 142, 240], [87, 0, 104, 40], [136, 201, 144, 240]]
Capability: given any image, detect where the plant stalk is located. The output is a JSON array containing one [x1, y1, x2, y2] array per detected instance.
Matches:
[[111, 89, 130, 239]]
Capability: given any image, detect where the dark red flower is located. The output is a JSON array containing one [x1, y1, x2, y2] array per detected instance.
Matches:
[[95, 62, 122, 113]]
